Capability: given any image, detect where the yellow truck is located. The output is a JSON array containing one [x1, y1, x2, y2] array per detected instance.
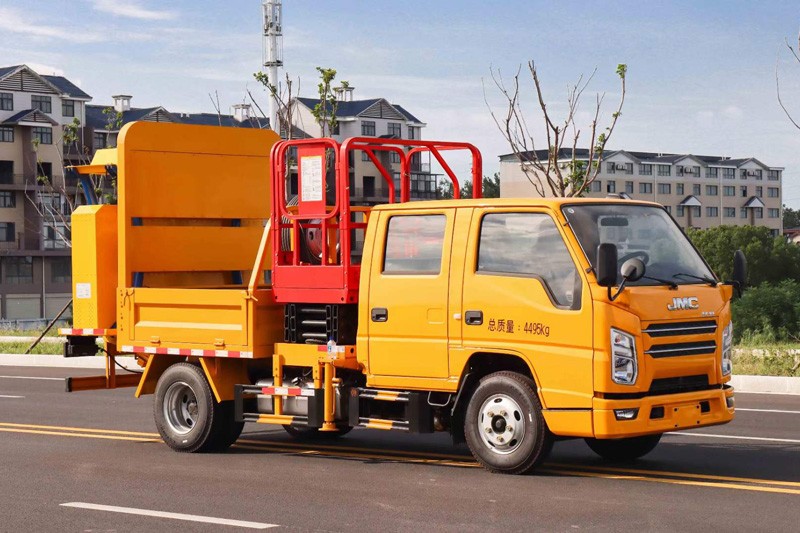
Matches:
[[61, 122, 745, 474]]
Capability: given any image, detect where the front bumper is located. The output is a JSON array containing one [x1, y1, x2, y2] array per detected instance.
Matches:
[[592, 385, 734, 439]]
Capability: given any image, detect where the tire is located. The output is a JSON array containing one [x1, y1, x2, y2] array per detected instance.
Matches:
[[283, 425, 353, 440], [154, 363, 237, 453], [584, 434, 662, 461], [464, 371, 553, 475]]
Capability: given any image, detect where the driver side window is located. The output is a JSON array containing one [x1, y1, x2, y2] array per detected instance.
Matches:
[[477, 212, 581, 309]]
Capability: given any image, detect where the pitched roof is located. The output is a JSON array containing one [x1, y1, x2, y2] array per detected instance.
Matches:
[[295, 97, 383, 118], [41, 75, 91, 99], [499, 148, 778, 168], [2, 109, 59, 126], [393, 104, 423, 124], [0, 65, 20, 78], [181, 112, 263, 129]]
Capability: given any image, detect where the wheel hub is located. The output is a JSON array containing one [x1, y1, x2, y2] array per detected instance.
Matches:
[[163, 381, 199, 435], [479, 394, 525, 455]]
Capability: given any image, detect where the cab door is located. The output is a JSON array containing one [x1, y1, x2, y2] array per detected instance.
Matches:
[[457, 208, 594, 408], [366, 209, 454, 380]]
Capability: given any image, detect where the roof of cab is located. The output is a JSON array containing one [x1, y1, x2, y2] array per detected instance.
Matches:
[[369, 196, 663, 211]]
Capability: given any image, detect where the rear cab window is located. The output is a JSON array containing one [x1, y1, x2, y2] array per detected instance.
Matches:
[[383, 214, 446, 275]]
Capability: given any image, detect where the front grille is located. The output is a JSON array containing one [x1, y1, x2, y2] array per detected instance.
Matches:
[[644, 320, 717, 337], [649, 375, 711, 395], [646, 340, 717, 358]]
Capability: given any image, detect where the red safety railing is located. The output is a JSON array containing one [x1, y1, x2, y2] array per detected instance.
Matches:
[[270, 137, 482, 304]]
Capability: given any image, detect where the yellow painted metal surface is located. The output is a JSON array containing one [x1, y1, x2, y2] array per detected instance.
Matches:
[[71, 205, 118, 330], [68, 148, 117, 175]]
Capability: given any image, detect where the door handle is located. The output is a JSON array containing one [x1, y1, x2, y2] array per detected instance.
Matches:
[[465, 310, 483, 325], [371, 307, 388, 322]]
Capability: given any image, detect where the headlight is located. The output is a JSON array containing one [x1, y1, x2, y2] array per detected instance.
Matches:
[[722, 321, 733, 376], [611, 328, 638, 385]]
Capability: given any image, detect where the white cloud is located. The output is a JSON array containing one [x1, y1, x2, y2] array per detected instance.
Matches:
[[26, 63, 65, 76], [0, 7, 105, 43], [90, 0, 177, 21], [722, 105, 744, 120]]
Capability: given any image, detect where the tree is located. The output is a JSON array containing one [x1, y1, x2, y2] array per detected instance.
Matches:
[[687, 225, 800, 286], [251, 71, 298, 138], [437, 173, 502, 199], [487, 62, 626, 197], [311, 67, 344, 137], [783, 204, 800, 229]]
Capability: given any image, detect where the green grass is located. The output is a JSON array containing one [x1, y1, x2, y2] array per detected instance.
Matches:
[[0, 327, 61, 338], [732, 344, 800, 377], [0, 341, 63, 355]]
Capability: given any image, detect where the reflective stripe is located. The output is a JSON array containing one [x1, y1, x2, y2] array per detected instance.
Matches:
[[120, 345, 253, 358]]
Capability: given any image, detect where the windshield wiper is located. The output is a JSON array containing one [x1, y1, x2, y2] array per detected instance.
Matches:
[[642, 276, 678, 289], [673, 272, 717, 287]]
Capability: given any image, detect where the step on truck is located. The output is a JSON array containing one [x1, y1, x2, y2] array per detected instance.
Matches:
[[60, 122, 745, 474]]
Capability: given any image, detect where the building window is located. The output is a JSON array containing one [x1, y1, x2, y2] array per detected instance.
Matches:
[[589, 180, 600, 192], [768, 187, 779, 198], [363, 176, 375, 197], [0, 191, 15, 208], [740, 186, 747, 197], [0, 160, 12, 184], [657, 165, 671, 176], [693, 184, 701, 196], [706, 185, 718, 196], [724, 207, 736, 218], [706, 207, 718, 217], [768, 170, 780, 181], [723, 168, 735, 179], [740, 208, 748, 219], [3, 256, 33, 284], [361, 151, 371, 162], [407, 126, 416, 140], [624, 163, 633, 174], [754, 207, 763, 219], [50, 257, 72, 284], [693, 206, 702, 218], [62, 99, 75, 117], [478, 212, 579, 308], [606, 180, 616, 193], [0, 126, 13, 143], [740, 169, 748, 180], [32, 127, 52, 144], [639, 182, 653, 194], [31, 95, 52, 113], [44, 223, 70, 249], [625, 181, 634, 194], [723, 185, 735, 196], [606, 162, 616, 174], [756, 186, 763, 197], [676, 205, 685, 217], [680, 165, 700, 177], [639, 164, 653, 176], [754, 169, 763, 180], [657, 183, 671, 194], [0, 92, 12, 111], [768, 208, 780, 218], [390, 151, 401, 164], [387, 122, 401, 138], [676, 183, 684, 195], [361, 121, 376, 136], [93, 131, 107, 149], [0, 221, 15, 241], [383, 214, 445, 274], [706, 167, 719, 178]]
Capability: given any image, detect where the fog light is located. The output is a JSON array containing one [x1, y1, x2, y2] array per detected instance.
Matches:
[[614, 408, 639, 421], [726, 396, 735, 409]]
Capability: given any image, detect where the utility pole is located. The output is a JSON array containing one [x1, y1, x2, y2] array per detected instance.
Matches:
[[262, 0, 283, 135]]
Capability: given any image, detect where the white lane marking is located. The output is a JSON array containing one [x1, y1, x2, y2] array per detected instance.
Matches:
[[734, 391, 800, 397], [60, 502, 278, 529], [0, 375, 63, 381], [736, 408, 800, 415], [667, 432, 800, 444], [0, 394, 24, 398]]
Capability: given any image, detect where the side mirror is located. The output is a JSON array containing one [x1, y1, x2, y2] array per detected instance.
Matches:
[[621, 258, 646, 282], [596, 243, 618, 287], [732, 249, 747, 289]]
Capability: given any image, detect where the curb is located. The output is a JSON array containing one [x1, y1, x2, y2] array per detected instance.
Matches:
[[2, 353, 799, 394]]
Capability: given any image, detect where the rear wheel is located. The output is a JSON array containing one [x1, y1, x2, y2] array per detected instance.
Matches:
[[154, 363, 239, 453], [464, 371, 553, 474], [584, 434, 662, 461]]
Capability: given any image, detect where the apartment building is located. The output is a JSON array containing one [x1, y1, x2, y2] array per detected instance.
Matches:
[[499, 148, 783, 235], [292, 92, 436, 203], [0, 65, 92, 321]]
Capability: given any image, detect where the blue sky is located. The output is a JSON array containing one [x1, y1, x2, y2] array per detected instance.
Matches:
[[3, 0, 800, 206]]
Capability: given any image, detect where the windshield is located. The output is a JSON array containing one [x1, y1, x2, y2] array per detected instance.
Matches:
[[562, 204, 715, 286]]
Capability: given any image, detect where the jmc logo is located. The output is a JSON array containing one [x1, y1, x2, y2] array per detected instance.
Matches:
[[667, 297, 699, 311]]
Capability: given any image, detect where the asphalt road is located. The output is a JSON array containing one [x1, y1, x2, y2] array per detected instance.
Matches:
[[1, 365, 798, 532]]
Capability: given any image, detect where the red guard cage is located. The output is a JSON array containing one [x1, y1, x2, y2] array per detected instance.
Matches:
[[270, 136, 482, 304]]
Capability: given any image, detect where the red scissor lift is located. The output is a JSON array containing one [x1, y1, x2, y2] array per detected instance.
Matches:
[[270, 137, 482, 344]]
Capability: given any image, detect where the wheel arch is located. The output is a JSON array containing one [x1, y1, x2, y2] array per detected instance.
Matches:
[[135, 355, 250, 402]]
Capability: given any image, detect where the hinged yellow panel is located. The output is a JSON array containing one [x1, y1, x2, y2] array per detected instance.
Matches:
[[72, 205, 118, 329]]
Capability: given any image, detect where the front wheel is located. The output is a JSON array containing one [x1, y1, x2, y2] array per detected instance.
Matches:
[[584, 434, 662, 461], [464, 371, 553, 475]]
